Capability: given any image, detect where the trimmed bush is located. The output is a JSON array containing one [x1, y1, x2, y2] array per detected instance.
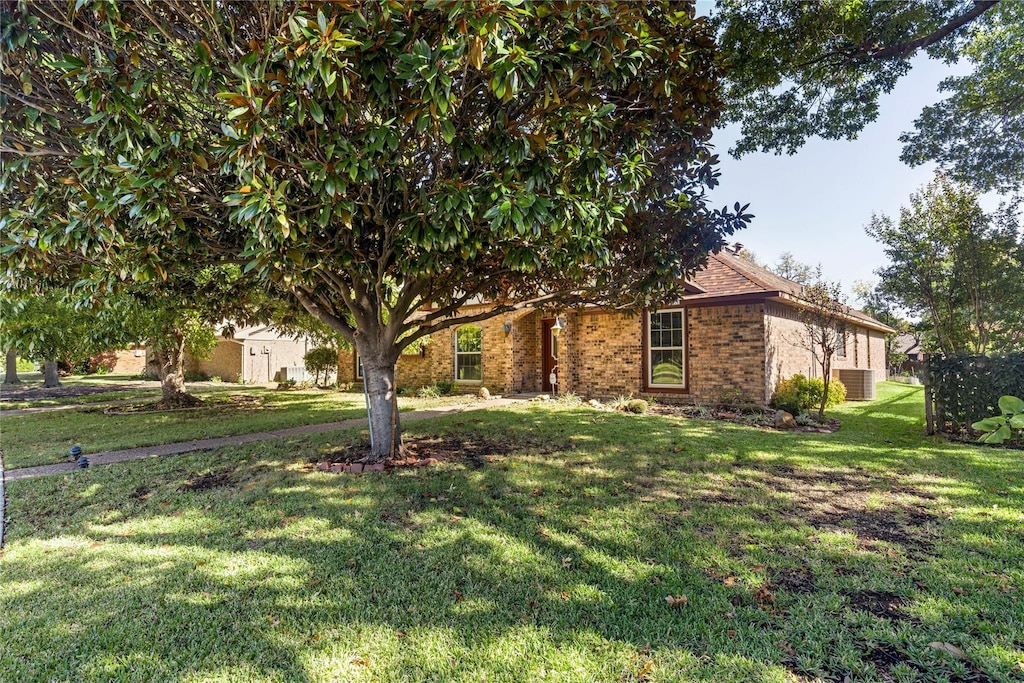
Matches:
[[928, 353, 1024, 431], [771, 374, 846, 415]]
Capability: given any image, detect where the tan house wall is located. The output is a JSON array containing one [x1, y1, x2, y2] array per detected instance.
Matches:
[[240, 338, 310, 384], [765, 302, 885, 396], [187, 340, 243, 382], [685, 303, 767, 405], [110, 348, 147, 375]]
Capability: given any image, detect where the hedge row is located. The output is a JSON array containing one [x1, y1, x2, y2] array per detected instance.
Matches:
[[926, 353, 1024, 431]]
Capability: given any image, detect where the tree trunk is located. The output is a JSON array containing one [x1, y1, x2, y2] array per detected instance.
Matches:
[[359, 345, 403, 462], [43, 360, 61, 387], [3, 350, 21, 384], [818, 355, 831, 421], [155, 331, 196, 405]]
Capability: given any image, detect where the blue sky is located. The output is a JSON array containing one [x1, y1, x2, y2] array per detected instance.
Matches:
[[706, 54, 963, 301]]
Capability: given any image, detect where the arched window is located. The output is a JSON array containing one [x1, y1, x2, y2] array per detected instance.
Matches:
[[455, 325, 483, 382]]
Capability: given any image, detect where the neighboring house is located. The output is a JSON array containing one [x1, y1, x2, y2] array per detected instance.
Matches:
[[339, 251, 895, 404], [168, 325, 312, 384], [893, 333, 924, 375]]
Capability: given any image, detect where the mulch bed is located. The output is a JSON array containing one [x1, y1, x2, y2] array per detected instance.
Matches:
[[310, 436, 517, 474], [102, 393, 263, 415], [648, 404, 841, 433]]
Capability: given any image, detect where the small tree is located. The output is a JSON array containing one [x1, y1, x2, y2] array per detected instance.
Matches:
[[797, 279, 850, 421], [303, 347, 339, 387]]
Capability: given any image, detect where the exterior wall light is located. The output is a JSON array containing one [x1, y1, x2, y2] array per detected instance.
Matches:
[[501, 321, 513, 336], [551, 317, 564, 337]]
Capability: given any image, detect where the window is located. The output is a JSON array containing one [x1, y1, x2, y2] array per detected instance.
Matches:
[[835, 328, 847, 358], [648, 310, 685, 387], [455, 325, 482, 381], [355, 354, 363, 379]]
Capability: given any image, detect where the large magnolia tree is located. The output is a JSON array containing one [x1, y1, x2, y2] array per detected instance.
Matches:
[[1, 1, 751, 460]]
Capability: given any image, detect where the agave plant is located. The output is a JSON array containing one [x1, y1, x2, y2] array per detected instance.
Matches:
[[972, 396, 1024, 444]]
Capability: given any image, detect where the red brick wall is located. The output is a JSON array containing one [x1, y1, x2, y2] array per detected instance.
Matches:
[[685, 304, 767, 405]]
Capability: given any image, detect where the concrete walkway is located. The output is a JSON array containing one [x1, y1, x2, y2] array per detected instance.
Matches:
[[3, 398, 519, 483]]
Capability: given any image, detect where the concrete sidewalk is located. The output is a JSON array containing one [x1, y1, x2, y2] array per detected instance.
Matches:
[[3, 398, 518, 482]]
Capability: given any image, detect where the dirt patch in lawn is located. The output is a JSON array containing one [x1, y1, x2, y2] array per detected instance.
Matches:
[[0, 382, 149, 404], [760, 465, 943, 556], [844, 589, 915, 622], [179, 467, 235, 492]]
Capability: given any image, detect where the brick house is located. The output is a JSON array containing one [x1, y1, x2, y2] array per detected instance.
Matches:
[[339, 252, 894, 404]]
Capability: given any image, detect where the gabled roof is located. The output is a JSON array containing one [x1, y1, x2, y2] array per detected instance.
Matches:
[[686, 252, 895, 334]]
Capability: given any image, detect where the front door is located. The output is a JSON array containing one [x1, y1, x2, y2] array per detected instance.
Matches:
[[541, 318, 559, 392]]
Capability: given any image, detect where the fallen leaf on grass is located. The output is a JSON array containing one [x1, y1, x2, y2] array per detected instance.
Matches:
[[781, 641, 796, 657], [754, 584, 775, 609], [561, 557, 572, 568], [928, 642, 966, 659], [722, 576, 738, 587], [951, 586, 965, 595], [636, 658, 655, 681], [665, 595, 688, 607], [267, 614, 280, 626], [351, 657, 370, 667], [453, 590, 465, 601], [538, 527, 551, 539]]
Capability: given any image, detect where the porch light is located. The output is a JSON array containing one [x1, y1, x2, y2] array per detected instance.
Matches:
[[551, 317, 564, 337], [501, 320, 513, 336]]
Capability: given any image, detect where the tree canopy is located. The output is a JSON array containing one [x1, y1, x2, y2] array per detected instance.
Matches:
[[1, 1, 751, 460], [866, 174, 1024, 355], [712, 0, 1020, 191]]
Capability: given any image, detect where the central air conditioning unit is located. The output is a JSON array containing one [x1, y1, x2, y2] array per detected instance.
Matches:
[[281, 366, 309, 382], [832, 368, 876, 401]]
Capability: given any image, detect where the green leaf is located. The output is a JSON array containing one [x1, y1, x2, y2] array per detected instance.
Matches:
[[1009, 414, 1024, 429], [980, 425, 1012, 444], [998, 395, 1024, 415], [972, 417, 1004, 431], [309, 100, 324, 125]]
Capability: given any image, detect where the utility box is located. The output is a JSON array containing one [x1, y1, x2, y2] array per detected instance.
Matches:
[[833, 368, 876, 401], [280, 366, 309, 382]]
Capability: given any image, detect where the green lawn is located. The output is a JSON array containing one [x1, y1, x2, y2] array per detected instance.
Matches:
[[1, 383, 1021, 682], [2, 388, 473, 470]]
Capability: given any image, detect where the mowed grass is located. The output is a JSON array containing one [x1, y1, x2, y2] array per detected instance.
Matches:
[[1, 383, 1021, 682], [1, 388, 473, 470]]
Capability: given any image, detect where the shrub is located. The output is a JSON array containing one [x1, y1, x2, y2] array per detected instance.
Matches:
[[434, 378, 456, 395], [624, 398, 648, 414], [303, 347, 338, 386], [771, 374, 846, 415], [555, 392, 583, 407], [416, 384, 441, 399]]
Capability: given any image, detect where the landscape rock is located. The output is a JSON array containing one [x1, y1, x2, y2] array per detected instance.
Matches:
[[316, 461, 331, 472], [478, 387, 491, 400], [586, 399, 604, 409], [774, 410, 797, 429]]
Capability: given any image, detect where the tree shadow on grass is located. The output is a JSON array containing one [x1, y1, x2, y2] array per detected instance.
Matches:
[[1, 396, 1021, 681]]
